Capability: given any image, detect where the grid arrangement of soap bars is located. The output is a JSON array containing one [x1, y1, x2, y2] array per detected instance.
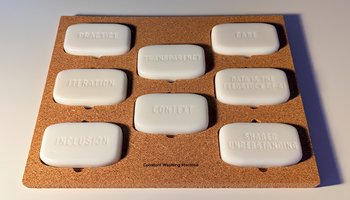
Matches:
[[23, 16, 320, 188]]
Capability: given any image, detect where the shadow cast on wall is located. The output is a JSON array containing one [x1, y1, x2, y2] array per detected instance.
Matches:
[[284, 14, 341, 187]]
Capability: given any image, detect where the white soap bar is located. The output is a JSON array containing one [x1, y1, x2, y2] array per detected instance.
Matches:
[[134, 93, 209, 135], [211, 23, 279, 57], [40, 123, 123, 168], [137, 45, 206, 82], [215, 68, 289, 107], [64, 24, 131, 58], [219, 123, 302, 168], [53, 69, 127, 108]]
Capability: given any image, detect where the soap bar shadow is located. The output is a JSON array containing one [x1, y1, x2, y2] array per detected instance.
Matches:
[[276, 68, 299, 101], [110, 123, 130, 160], [284, 14, 342, 187], [270, 23, 287, 51], [121, 69, 134, 100], [124, 24, 136, 52], [198, 93, 217, 129], [197, 44, 214, 74], [287, 124, 312, 163]]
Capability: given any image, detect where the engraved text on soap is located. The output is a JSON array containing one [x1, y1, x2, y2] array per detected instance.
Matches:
[[145, 54, 201, 62], [68, 79, 114, 87], [223, 76, 287, 90], [78, 32, 118, 39], [55, 136, 109, 146], [153, 105, 193, 114], [228, 133, 298, 150], [236, 31, 257, 38]]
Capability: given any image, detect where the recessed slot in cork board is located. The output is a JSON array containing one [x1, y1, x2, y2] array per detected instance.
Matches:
[[22, 15, 320, 188]]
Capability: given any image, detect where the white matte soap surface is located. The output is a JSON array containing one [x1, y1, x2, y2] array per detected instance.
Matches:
[[53, 69, 128, 108], [215, 68, 290, 107], [40, 123, 123, 168], [137, 44, 206, 82], [134, 93, 209, 135], [63, 23, 131, 58], [211, 23, 279, 57], [219, 123, 302, 168]]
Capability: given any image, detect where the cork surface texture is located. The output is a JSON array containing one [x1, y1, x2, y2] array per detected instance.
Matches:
[[22, 15, 320, 188]]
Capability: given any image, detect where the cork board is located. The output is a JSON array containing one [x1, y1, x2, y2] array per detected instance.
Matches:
[[22, 15, 320, 188]]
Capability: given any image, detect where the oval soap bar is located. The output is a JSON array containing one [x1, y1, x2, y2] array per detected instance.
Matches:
[[215, 68, 290, 107], [211, 23, 279, 57], [134, 93, 209, 135], [219, 123, 302, 168], [64, 23, 131, 58], [40, 123, 123, 168], [53, 69, 128, 108], [137, 45, 206, 82]]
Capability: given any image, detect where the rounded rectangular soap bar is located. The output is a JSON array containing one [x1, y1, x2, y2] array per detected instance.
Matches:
[[40, 123, 123, 168], [219, 123, 302, 168], [64, 23, 131, 58], [137, 45, 206, 82], [134, 93, 209, 135], [211, 23, 279, 57], [215, 68, 290, 107], [53, 69, 128, 108]]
